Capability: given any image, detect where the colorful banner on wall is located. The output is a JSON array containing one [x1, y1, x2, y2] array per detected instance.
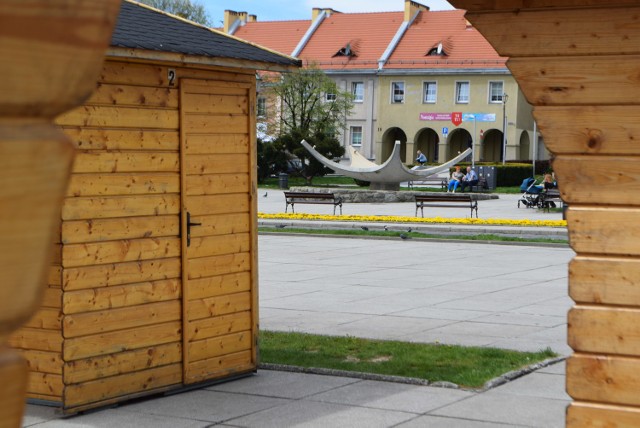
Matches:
[[419, 112, 497, 123]]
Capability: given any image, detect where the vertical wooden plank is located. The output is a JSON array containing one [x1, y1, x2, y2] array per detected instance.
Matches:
[[248, 74, 259, 367], [179, 78, 189, 384]]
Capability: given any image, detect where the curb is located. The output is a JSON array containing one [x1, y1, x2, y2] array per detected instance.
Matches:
[[259, 356, 566, 392]]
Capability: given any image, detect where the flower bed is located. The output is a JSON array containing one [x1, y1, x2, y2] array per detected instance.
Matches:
[[258, 212, 566, 228]]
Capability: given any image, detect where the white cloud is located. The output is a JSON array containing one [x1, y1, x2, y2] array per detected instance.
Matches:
[[302, 0, 455, 13]]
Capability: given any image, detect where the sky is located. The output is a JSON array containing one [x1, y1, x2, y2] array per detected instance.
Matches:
[[202, 0, 455, 26]]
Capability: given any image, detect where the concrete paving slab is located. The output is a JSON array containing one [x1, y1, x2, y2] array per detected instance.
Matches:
[[396, 415, 522, 427], [205, 370, 359, 399], [29, 409, 210, 428], [225, 399, 417, 428], [118, 389, 288, 423], [487, 372, 570, 401], [431, 392, 569, 427], [308, 380, 474, 413]]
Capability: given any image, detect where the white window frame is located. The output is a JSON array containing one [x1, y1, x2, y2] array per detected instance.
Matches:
[[325, 92, 337, 102], [350, 126, 363, 146], [352, 82, 364, 103], [488, 81, 504, 103], [455, 81, 470, 104], [257, 96, 267, 118], [423, 81, 437, 104], [391, 81, 405, 104]]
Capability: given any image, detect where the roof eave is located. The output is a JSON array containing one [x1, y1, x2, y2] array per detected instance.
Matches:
[[106, 47, 301, 72]]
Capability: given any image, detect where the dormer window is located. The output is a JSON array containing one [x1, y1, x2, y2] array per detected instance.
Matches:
[[427, 42, 446, 56], [333, 41, 358, 58]]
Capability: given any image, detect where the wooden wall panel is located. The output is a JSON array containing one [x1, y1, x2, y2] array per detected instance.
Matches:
[[186, 350, 253, 384], [64, 364, 182, 408], [568, 402, 640, 427], [67, 173, 180, 197], [569, 306, 640, 355], [186, 173, 249, 195], [63, 343, 181, 384], [63, 257, 181, 290], [62, 216, 179, 244], [567, 208, 640, 255], [187, 292, 252, 322], [63, 301, 181, 338], [509, 56, 640, 106], [87, 83, 179, 108], [467, 7, 640, 57], [535, 107, 640, 156], [72, 152, 180, 174], [62, 195, 181, 220], [63, 321, 181, 361], [62, 237, 181, 267], [188, 272, 251, 301], [63, 279, 181, 314], [570, 256, 640, 306], [185, 134, 249, 154], [186, 312, 251, 342], [62, 128, 179, 151], [567, 354, 640, 407], [187, 233, 251, 259]]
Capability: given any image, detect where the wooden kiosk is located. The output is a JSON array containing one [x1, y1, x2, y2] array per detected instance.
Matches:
[[8, 1, 299, 414]]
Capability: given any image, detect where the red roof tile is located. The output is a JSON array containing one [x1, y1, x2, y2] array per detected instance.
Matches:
[[298, 12, 404, 70], [234, 20, 311, 56], [385, 10, 506, 69]]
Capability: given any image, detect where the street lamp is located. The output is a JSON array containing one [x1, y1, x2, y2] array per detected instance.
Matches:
[[502, 93, 508, 165]]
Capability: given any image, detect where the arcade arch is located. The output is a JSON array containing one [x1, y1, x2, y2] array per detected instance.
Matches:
[[482, 128, 503, 162], [414, 128, 439, 163], [381, 127, 407, 163], [447, 128, 472, 161]]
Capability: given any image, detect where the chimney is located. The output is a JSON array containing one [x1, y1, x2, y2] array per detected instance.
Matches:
[[223, 10, 249, 33], [404, 0, 429, 22], [312, 7, 340, 22], [248, 14, 257, 23]]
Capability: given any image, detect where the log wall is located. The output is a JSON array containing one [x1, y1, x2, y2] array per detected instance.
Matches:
[[9, 59, 258, 413], [450, 1, 640, 426]]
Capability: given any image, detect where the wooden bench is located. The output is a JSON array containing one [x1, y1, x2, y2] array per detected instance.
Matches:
[[540, 189, 563, 212], [415, 194, 478, 218], [284, 191, 343, 215], [407, 177, 447, 190], [469, 177, 489, 192]]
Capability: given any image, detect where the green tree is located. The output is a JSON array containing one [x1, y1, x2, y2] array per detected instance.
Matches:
[[264, 66, 354, 183], [138, 0, 211, 26]]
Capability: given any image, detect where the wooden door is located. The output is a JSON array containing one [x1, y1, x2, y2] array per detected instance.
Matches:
[[180, 78, 258, 384]]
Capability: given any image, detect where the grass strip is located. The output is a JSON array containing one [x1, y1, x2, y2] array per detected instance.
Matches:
[[260, 331, 557, 388], [259, 227, 568, 244]]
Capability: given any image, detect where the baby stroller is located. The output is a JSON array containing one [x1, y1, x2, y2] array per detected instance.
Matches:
[[518, 177, 543, 208]]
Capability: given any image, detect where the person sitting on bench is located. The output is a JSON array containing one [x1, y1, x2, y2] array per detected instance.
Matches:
[[460, 166, 479, 192], [447, 165, 464, 193]]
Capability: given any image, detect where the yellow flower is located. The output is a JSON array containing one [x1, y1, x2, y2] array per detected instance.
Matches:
[[257, 213, 567, 228]]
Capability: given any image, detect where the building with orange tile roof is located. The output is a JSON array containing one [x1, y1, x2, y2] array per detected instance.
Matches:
[[225, 1, 549, 166]]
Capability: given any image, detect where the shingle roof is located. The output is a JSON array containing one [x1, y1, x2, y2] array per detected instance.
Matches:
[[111, 1, 300, 67]]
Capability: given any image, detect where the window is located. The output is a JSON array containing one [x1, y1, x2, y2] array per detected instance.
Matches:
[[350, 126, 363, 146], [456, 81, 470, 103], [325, 92, 337, 102], [257, 97, 266, 117], [391, 82, 405, 104], [352, 82, 364, 102], [489, 81, 504, 103], [423, 81, 437, 103]]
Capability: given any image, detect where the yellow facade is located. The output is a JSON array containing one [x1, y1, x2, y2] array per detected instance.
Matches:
[[376, 73, 535, 164]]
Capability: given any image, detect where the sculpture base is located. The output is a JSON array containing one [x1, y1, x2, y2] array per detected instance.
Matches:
[[370, 182, 400, 191]]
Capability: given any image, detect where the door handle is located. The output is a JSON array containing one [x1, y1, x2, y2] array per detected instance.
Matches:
[[186, 212, 201, 247]]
